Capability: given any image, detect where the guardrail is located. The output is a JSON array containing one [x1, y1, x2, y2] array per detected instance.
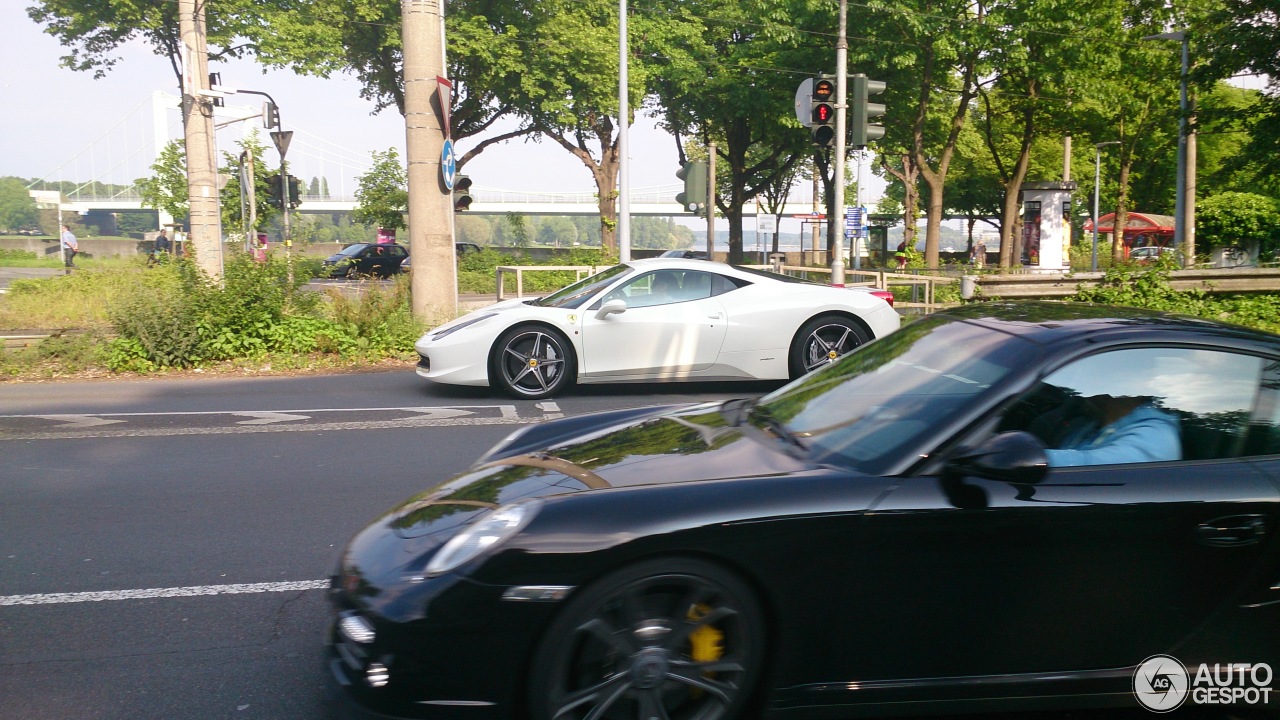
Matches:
[[971, 267, 1280, 298], [495, 266, 598, 300]]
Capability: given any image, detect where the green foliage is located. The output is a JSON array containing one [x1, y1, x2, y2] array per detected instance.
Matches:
[[219, 130, 281, 234], [1065, 260, 1280, 334], [136, 140, 189, 220], [1196, 192, 1280, 256], [352, 148, 408, 231], [0, 177, 40, 231]]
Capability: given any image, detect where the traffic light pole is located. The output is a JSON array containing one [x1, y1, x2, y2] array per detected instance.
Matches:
[[831, 0, 849, 287]]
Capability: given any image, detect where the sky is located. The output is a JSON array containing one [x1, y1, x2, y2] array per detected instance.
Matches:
[[0, 2, 691, 199]]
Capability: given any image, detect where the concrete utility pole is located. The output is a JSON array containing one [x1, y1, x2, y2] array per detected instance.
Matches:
[[831, 0, 849, 286], [179, 0, 223, 280], [402, 0, 457, 320]]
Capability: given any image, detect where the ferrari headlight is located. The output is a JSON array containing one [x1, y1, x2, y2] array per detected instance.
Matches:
[[425, 500, 540, 576], [430, 312, 496, 340]]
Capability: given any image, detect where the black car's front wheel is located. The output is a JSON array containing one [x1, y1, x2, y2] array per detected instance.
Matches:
[[529, 558, 765, 720], [490, 325, 575, 399]]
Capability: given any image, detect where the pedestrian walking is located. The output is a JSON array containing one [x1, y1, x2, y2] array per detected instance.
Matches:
[[60, 224, 78, 271]]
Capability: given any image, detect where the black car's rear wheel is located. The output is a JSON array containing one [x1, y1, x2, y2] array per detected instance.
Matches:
[[789, 314, 870, 378], [490, 325, 575, 399], [529, 558, 764, 720]]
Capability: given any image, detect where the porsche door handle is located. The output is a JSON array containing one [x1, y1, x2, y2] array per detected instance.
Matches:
[[1197, 515, 1267, 547]]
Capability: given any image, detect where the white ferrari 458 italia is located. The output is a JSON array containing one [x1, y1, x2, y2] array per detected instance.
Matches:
[[414, 258, 901, 398]]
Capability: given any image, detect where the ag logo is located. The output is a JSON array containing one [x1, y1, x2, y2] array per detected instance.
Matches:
[[1134, 654, 1189, 712]]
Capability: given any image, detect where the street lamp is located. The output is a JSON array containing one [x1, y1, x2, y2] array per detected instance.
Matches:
[[1143, 30, 1194, 267], [1092, 141, 1120, 272]]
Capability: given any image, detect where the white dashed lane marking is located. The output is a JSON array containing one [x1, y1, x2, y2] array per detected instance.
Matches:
[[0, 580, 331, 606]]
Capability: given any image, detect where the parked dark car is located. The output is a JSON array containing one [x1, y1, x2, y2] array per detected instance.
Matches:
[[322, 242, 409, 278], [399, 242, 482, 273], [659, 248, 710, 259], [327, 302, 1280, 720]]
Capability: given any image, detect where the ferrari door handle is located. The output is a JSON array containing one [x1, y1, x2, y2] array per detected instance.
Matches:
[[1197, 515, 1267, 547], [708, 312, 723, 319]]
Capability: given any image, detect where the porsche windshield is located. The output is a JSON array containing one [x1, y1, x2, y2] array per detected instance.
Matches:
[[534, 264, 633, 309], [754, 316, 1027, 474]]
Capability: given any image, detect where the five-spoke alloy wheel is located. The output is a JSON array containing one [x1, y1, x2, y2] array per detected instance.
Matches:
[[789, 314, 870, 378], [491, 325, 576, 399], [530, 558, 764, 720]]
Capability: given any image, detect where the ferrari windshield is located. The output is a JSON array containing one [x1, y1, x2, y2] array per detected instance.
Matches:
[[753, 315, 1027, 474], [533, 263, 633, 309]]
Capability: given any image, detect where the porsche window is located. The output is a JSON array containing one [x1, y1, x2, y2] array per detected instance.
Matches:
[[999, 347, 1267, 465]]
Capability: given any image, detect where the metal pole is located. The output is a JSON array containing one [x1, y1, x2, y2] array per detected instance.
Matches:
[[853, 149, 862, 270], [1183, 40, 1196, 268], [1092, 141, 1119, 273], [617, 0, 630, 261], [1092, 146, 1101, 273], [706, 142, 716, 259], [1173, 34, 1188, 254], [831, 0, 848, 286]]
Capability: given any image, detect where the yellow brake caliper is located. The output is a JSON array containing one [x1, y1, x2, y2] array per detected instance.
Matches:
[[686, 603, 725, 696]]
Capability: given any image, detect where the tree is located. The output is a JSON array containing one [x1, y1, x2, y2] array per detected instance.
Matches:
[[352, 148, 408, 230], [648, 0, 821, 264], [137, 140, 189, 221], [28, 0, 267, 92], [218, 130, 280, 234], [0, 177, 40, 231], [1197, 191, 1280, 256]]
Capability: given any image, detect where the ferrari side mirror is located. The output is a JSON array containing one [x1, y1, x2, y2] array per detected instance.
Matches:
[[595, 299, 627, 320]]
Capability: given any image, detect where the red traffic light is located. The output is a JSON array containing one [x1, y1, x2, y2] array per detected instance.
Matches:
[[812, 103, 834, 124]]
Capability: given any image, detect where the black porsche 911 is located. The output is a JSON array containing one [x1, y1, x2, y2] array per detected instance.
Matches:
[[327, 302, 1280, 720]]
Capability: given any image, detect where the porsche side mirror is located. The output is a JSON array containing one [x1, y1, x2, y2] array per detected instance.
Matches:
[[947, 431, 1048, 484], [595, 299, 627, 320]]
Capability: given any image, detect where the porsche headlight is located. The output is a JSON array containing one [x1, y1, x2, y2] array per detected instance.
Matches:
[[425, 500, 540, 576], [430, 312, 496, 340]]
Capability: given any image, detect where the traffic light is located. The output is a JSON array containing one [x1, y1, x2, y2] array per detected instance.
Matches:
[[675, 161, 707, 216], [264, 173, 282, 209], [263, 101, 279, 129], [453, 175, 473, 211], [287, 175, 303, 209], [850, 74, 887, 148], [811, 76, 836, 147]]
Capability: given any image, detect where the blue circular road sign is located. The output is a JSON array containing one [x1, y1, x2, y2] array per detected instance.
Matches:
[[441, 139, 457, 190]]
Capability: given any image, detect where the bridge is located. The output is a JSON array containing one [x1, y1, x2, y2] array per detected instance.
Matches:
[[25, 92, 826, 223]]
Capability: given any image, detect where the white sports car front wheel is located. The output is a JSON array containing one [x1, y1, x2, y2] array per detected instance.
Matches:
[[490, 325, 576, 399]]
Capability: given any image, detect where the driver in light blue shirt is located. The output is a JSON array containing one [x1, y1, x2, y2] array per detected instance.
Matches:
[[1044, 394, 1181, 467]]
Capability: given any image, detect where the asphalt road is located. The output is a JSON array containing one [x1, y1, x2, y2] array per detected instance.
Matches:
[[0, 373, 1263, 720], [0, 371, 781, 720]]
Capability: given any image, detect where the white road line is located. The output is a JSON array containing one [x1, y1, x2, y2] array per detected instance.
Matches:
[[0, 405, 513, 419], [32, 414, 127, 428], [0, 414, 535, 441], [233, 411, 313, 425], [0, 580, 330, 606]]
